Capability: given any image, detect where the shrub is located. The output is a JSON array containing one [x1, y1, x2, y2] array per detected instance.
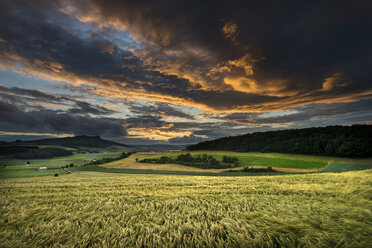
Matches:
[[208, 157, 218, 167]]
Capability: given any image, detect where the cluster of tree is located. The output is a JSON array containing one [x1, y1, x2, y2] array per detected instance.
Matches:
[[222, 156, 239, 163], [187, 125, 372, 158], [84, 152, 135, 166], [139, 153, 239, 169], [0, 145, 73, 159], [61, 163, 74, 168]]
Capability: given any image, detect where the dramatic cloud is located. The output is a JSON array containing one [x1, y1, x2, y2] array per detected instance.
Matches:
[[222, 21, 238, 42], [221, 99, 372, 126], [0, 101, 127, 137], [0, 84, 66, 103], [0, 0, 371, 144], [69, 101, 117, 115], [129, 103, 194, 120], [0, 84, 116, 116]]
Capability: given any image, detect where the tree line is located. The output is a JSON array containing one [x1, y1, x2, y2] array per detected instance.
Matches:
[[186, 125, 372, 157]]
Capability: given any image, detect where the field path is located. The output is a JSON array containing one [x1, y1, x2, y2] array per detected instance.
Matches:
[[62, 168, 72, 174]]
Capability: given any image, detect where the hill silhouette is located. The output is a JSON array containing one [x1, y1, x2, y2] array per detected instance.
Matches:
[[16, 135, 131, 149], [0, 136, 132, 159], [187, 125, 372, 158]]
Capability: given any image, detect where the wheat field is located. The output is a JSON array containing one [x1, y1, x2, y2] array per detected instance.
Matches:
[[1, 170, 371, 247]]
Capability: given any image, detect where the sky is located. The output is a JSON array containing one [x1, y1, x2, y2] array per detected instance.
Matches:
[[0, 0, 371, 145]]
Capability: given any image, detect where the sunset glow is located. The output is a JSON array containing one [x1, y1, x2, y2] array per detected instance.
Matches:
[[0, 0, 371, 145]]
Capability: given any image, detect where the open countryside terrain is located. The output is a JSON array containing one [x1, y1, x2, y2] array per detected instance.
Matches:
[[1, 137, 372, 247], [0, 136, 135, 178], [1, 0, 372, 246], [0, 152, 125, 178], [1, 170, 371, 247], [1, 149, 372, 247], [2, 150, 372, 178], [102, 151, 372, 173]]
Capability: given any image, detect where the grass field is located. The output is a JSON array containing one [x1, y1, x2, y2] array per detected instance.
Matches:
[[104, 151, 372, 172], [2, 151, 372, 178], [0, 170, 371, 247], [137, 151, 339, 169], [0, 152, 123, 168], [321, 163, 372, 173], [0, 152, 123, 179]]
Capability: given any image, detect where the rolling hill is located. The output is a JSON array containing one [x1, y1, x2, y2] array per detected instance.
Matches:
[[187, 124, 372, 158], [0, 136, 132, 159], [12, 135, 131, 150]]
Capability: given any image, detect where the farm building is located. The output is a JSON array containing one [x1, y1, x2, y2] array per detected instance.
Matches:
[[37, 167, 47, 171]]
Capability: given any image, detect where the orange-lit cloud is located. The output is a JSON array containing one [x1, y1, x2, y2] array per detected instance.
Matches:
[[2, 50, 371, 115], [321, 73, 347, 91], [0, 0, 371, 144], [127, 124, 193, 141], [222, 21, 238, 42]]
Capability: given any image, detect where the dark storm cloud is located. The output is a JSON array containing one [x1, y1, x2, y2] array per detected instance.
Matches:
[[222, 99, 372, 125], [0, 84, 68, 103], [68, 101, 117, 115], [124, 115, 165, 129], [0, 84, 116, 115], [0, 1, 198, 105], [74, 0, 372, 94], [0, 0, 278, 110], [129, 103, 194, 120], [0, 0, 371, 144], [0, 100, 127, 137], [2, 0, 369, 112], [0, 2, 141, 83]]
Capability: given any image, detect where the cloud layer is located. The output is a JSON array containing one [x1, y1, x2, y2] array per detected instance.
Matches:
[[0, 0, 371, 144]]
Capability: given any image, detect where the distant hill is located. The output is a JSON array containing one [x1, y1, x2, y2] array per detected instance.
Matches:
[[0, 145, 73, 159], [3, 136, 132, 153], [0, 136, 133, 159], [19, 136, 130, 148], [186, 125, 372, 158]]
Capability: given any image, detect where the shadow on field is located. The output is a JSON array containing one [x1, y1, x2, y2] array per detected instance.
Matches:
[[320, 163, 372, 173], [77, 165, 294, 177]]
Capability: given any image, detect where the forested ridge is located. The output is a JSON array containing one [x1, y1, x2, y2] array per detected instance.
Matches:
[[0, 146, 73, 159], [186, 125, 372, 157]]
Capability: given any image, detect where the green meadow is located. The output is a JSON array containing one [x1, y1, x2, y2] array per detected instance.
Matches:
[[0, 152, 122, 178], [0, 151, 123, 167], [144, 151, 328, 169], [104, 151, 372, 173], [1, 151, 372, 178]]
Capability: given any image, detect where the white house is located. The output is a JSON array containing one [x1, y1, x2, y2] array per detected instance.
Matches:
[[37, 167, 47, 171]]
